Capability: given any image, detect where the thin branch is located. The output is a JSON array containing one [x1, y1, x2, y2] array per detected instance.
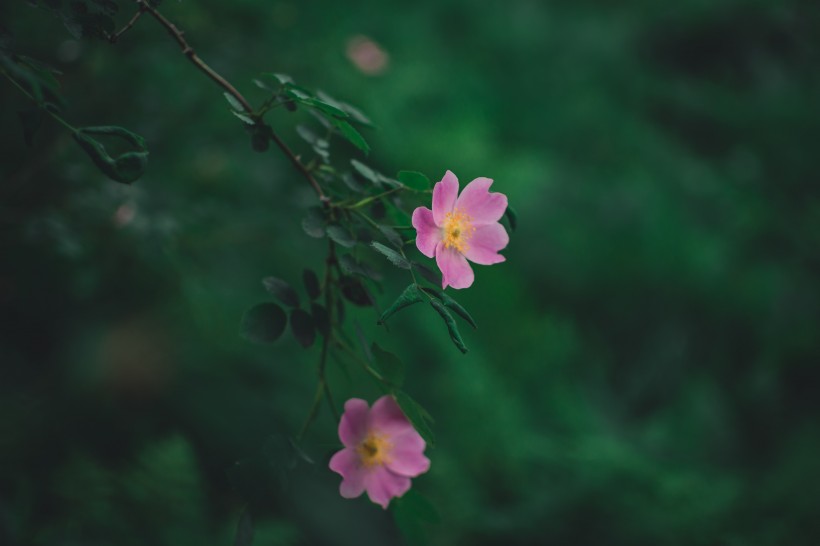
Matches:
[[106, 5, 146, 44], [135, 0, 329, 203]]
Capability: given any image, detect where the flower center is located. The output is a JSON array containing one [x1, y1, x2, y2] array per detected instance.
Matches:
[[356, 433, 392, 468], [442, 208, 474, 253]]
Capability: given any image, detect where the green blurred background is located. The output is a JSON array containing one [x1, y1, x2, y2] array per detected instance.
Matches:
[[2, 0, 820, 544]]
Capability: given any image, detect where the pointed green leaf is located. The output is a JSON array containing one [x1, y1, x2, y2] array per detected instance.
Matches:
[[240, 303, 287, 343], [371, 241, 411, 269], [262, 276, 300, 308], [421, 288, 476, 329], [371, 343, 405, 387], [430, 299, 468, 353], [351, 159, 379, 183], [332, 118, 369, 154], [224, 92, 245, 112], [379, 284, 424, 325], [397, 171, 430, 191], [231, 110, 255, 125]]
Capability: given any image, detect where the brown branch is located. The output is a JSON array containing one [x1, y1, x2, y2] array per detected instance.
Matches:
[[134, 0, 329, 202], [106, 5, 146, 44]]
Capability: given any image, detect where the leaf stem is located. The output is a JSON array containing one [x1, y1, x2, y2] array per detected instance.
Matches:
[[134, 0, 329, 203], [2, 71, 75, 132], [105, 5, 146, 44]]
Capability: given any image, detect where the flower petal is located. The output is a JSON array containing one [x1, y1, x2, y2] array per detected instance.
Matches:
[[329, 448, 368, 499], [338, 398, 370, 448], [455, 177, 507, 226], [432, 170, 459, 225], [369, 395, 414, 436], [386, 430, 430, 477], [463, 223, 509, 265], [411, 206, 441, 259], [435, 242, 474, 290], [365, 466, 411, 509]]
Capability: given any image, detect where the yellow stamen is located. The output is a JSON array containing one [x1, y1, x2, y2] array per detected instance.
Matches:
[[442, 208, 475, 253], [357, 433, 392, 467]]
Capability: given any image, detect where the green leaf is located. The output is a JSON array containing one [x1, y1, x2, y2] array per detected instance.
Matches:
[[301, 207, 326, 238], [305, 98, 349, 119], [504, 204, 518, 232], [233, 509, 254, 546], [378, 225, 403, 248], [290, 308, 316, 348], [303, 269, 320, 300], [332, 118, 370, 154], [262, 276, 300, 308], [311, 303, 330, 337], [338, 101, 374, 127], [340, 276, 373, 307], [338, 254, 382, 281], [371, 343, 405, 387], [430, 300, 468, 353], [231, 110, 255, 125], [421, 288, 477, 329], [351, 159, 379, 184], [379, 284, 424, 325], [72, 126, 148, 184], [371, 242, 411, 269], [395, 392, 434, 447], [326, 224, 356, 248], [393, 490, 440, 546], [397, 171, 431, 191], [240, 303, 287, 343], [224, 92, 245, 112], [270, 73, 293, 85]]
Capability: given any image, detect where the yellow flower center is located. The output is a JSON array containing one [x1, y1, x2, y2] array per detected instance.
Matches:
[[442, 208, 475, 253], [356, 433, 392, 468]]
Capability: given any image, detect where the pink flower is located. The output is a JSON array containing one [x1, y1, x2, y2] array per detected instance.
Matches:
[[411, 171, 509, 289], [329, 396, 430, 509]]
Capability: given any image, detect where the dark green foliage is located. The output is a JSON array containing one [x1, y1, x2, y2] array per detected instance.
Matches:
[[339, 275, 372, 307], [392, 490, 440, 546], [262, 276, 300, 308], [233, 509, 254, 546], [72, 125, 148, 184], [395, 392, 434, 447], [302, 269, 320, 300], [289, 308, 315, 348], [310, 303, 330, 337], [240, 303, 287, 343]]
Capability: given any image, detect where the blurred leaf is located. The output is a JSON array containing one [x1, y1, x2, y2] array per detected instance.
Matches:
[[340, 276, 372, 307], [379, 284, 424, 325], [240, 303, 287, 343], [18, 108, 43, 146], [371, 242, 411, 269], [430, 300, 468, 353], [266, 72, 293, 85], [72, 125, 148, 184], [378, 225, 403, 248], [351, 159, 379, 184], [262, 276, 300, 308], [339, 254, 382, 281], [326, 224, 356, 248], [397, 171, 431, 191], [371, 343, 405, 387], [341, 172, 365, 193], [224, 91, 245, 113], [301, 207, 326, 238], [393, 490, 440, 546], [233, 509, 254, 546], [290, 309, 316, 348], [311, 303, 330, 337], [338, 101, 374, 127], [332, 118, 369, 154], [303, 269, 320, 300], [305, 98, 348, 119], [395, 392, 434, 447]]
